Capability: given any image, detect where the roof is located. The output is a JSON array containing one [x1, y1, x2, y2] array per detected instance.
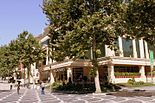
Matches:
[[35, 27, 50, 41]]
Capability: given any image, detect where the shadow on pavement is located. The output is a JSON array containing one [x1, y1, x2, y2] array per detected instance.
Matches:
[[107, 89, 155, 97], [0, 90, 10, 92]]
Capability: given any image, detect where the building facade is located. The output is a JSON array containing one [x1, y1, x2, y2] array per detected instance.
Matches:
[[35, 28, 155, 84]]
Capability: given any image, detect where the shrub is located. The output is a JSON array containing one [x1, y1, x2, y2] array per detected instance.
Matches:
[[135, 81, 144, 85], [51, 82, 96, 93], [51, 82, 63, 90], [127, 78, 145, 86], [127, 78, 136, 85], [51, 82, 120, 93], [115, 72, 140, 77], [147, 72, 155, 76]]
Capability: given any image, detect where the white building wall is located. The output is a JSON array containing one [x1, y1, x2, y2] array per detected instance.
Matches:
[[30, 63, 39, 83], [144, 41, 149, 59], [139, 38, 145, 58], [118, 36, 123, 57], [132, 39, 137, 58], [105, 45, 115, 56], [46, 47, 49, 65], [115, 78, 144, 83]]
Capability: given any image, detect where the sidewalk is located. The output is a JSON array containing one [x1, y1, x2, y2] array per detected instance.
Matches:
[[0, 82, 10, 90], [121, 86, 155, 92]]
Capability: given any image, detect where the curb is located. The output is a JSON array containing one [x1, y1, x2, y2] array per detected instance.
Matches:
[[92, 92, 106, 95]]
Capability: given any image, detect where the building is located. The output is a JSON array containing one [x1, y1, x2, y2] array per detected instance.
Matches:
[[35, 27, 155, 85]]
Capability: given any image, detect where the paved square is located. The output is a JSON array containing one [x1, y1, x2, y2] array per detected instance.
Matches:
[[0, 84, 154, 103]]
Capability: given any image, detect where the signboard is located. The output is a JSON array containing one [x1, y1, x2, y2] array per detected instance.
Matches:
[[150, 50, 154, 83], [150, 50, 154, 64]]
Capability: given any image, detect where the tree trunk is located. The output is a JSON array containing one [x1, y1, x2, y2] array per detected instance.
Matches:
[[39, 64, 44, 81], [27, 64, 36, 88], [27, 68, 30, 84], [94, 68, 101, 93], [92, 36, 101, 93], [30, 71, 35, 89], [23, 67, 25, 86], [27, 64, 31, 85]]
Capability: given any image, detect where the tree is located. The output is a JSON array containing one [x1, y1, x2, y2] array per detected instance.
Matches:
[[0, 45, 18, 78], [124, 0, 155, 45], [43, 0, 125, 93], [9, 31, 45, 84]]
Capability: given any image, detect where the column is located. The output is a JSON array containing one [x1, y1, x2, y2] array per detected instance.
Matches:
[[118, 36, 123, 57], [132, 39, 137, 58], [50, 71, 55, 84], [105, 45, 115, 56], [108, 64, 115, 83], [139, 38, 145, 58], [67, 67, 73, 83], [139, 66, 146, 82], [144, 41, 149, 59], [46, 47, 49, 65]]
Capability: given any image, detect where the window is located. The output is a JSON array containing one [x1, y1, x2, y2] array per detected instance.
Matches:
[[73, 68, 83, 82], [41, 39, 49, 46], [114, 39, 120, 56], [122, 38, 133, 57], [135, 39, 140, 58]]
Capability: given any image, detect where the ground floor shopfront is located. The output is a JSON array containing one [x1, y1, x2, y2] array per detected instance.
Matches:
[[43, 56, 155, 84]]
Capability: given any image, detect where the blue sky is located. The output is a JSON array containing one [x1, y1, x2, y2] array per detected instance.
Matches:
[[0, 0, 47, 45]]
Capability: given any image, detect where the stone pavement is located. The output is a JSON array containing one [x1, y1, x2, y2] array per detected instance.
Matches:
[[0, 88, 155, 103], [121, 86, 155, 92], [1, 81, 155, 103], [0, 80, 10, 90]]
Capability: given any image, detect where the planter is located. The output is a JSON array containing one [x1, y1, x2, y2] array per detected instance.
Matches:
[[115, 72, 141, 78], [115, 75, 140, 78], [146, 75, 155, 78]]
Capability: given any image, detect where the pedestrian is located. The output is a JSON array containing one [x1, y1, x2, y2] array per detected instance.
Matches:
[[40, 81, 45, 94], [10, 82, 13, 90], [17, 81, 21, 94]]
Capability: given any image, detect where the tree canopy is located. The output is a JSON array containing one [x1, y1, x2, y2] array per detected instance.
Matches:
[[43, 0, 126, 61], [42, 0, 155, 93], [11, 31, 45, 67], [0, 45, 16, 77], [42, 0, 127, 93], [124, 0, 155, 45], [0, 31, 45, 81]]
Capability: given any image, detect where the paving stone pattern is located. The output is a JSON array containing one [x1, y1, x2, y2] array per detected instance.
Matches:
[[0, 88, 155, 103]]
